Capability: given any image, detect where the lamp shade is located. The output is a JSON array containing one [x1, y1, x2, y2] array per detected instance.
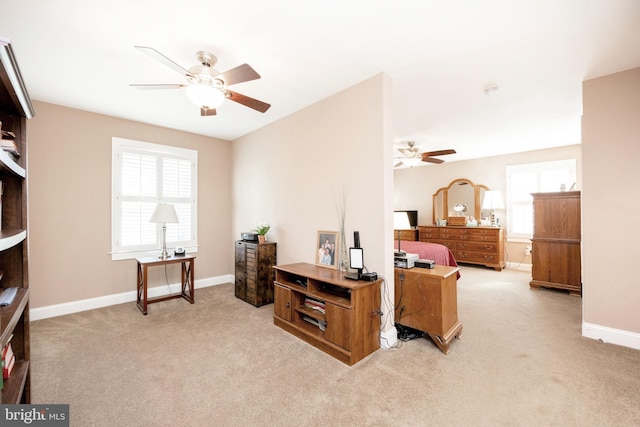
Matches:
[[481, 190, 505, 210], [393, 211, 411, 230], [150, 203, 178, 223], [185, 83, 225, 109]]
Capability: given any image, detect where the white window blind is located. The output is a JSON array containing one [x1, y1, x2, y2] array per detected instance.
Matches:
[[506, 159, 576, 241], [112, 138, 197, 260]]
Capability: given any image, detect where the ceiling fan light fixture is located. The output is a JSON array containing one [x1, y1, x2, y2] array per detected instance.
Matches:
[[185, 83, 225, 109], [402, 157, 422, 167]]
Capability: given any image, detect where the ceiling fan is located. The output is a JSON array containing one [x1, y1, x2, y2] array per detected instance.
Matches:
[[394, 141, 456, 167], [130, 46, 270, 116]]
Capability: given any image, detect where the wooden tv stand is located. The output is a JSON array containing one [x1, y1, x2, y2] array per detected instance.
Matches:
[[273, 263, 381, 365], [394, 265, 462, 354]]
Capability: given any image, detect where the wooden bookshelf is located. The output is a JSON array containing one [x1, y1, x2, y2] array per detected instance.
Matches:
[[0, 37, 35, 404]]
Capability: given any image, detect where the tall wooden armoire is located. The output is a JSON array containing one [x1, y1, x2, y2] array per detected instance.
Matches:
[[530, 191, 581, 296]]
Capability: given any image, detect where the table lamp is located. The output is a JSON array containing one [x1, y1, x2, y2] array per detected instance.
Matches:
[[481, 190, 504, 227], [150, 203, 179, 259], [394, 211, 411, 256]]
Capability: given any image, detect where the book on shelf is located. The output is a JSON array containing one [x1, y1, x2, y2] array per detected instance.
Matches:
[[302, 315, 326, 331], [1, 342, 14, 363], [0, 120, 16, 139], [3, 353, 15, 379], [1, 138, 20, 158], [2, 335, 15, 379], [304, 296, 326, 314]]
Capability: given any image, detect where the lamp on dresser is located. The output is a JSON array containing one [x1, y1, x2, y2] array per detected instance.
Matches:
[[150, 203, 179, 259], [481, 190, 504, 227]]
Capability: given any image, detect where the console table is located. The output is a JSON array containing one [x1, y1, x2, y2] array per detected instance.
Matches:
[[136, 255, 195, 315], [394, 265, 462, 354]]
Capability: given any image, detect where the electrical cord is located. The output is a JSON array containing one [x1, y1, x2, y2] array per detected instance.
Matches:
[[377, 273, 404, 349]]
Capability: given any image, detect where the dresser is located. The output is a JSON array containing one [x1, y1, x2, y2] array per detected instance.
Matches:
[[235, 241, 277, 306], [530, 191, 581, 296], [394, 229, 419, 241], [418, 226, 505, 271]]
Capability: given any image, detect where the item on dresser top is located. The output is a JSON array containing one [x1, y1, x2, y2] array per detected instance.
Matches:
[[241, 231, 258, 241]]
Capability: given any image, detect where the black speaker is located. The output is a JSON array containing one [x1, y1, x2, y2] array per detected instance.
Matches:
[[353, 231, 361, 248]]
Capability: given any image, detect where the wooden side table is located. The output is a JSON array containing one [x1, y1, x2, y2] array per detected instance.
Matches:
[[394, 265, 462, 354], [136, 255, 196, 315]]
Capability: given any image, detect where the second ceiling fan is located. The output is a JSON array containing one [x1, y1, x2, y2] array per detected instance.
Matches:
[[394, 141, 456, 167], [130, 46, 271, 116]]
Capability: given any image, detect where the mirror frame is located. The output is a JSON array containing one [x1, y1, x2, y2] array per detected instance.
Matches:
[[432, 178, 489, 224]]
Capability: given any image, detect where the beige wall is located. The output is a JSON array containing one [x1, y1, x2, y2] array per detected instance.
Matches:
[[26, 101, 233, 309], [582, 67, 640, 339], [231, 73, 397, 334], [394, 145, 582, 263]]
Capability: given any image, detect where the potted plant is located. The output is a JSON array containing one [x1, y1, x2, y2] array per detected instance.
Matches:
[[253, 223, 270, 243]]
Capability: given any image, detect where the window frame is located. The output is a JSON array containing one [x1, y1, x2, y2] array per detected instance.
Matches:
[[506, 159, 576, 242], [111, 137, 198, 260]]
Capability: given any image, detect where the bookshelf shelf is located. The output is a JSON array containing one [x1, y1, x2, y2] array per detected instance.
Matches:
[[0, 149, 25, 178], [0, 229, 26, 252]]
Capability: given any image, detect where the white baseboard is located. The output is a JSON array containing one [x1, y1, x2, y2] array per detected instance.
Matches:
[[582, 322, 640, 350], [30, 274, 234, 321], [506, 262, 532, 272], [380, 327, 398, 349]]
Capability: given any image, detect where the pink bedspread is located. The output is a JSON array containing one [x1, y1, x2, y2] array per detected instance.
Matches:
[[394, 240, 459, 268]]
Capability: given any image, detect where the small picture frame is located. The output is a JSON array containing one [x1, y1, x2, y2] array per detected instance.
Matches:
[[316, 230, 340, 269]]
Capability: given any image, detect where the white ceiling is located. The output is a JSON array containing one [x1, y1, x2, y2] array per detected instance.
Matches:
[[2, 1, 639, 165]]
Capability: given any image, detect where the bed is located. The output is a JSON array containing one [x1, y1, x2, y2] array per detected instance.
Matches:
[[393, 240, 459, 269]]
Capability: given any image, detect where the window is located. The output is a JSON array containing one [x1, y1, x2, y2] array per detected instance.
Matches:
[[506, 159, 576, 242], [112, 138, 197, 260]]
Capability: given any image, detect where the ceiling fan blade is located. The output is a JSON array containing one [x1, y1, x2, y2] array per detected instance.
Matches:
[[226, 90, 271, 113], [135, 46, 194, 77], [130, 83, 186, 90], [201, 107, 217, 116], [423, 149, 456, 157], [394, 162, 403, 168], [216, 63, 261, 86], [422, 156, 445, 164]]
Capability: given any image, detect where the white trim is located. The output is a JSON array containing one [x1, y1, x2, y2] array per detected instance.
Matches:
[[505, 262, 532, 272], [29, 274, 233, 321], [380, 327, 398, 349], [582, 322, 640, 351]]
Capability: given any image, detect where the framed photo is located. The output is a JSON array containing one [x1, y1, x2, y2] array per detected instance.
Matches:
[[316, 230, 340, 269]]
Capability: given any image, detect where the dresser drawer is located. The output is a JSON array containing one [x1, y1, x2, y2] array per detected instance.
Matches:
[[437, 240, 455, 250], [469, 229, 499, 242], [440, 228, 468, 240], [456, 250, 501, 264], [419, 227, 440, 240], [456, 241, 500, 253]]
